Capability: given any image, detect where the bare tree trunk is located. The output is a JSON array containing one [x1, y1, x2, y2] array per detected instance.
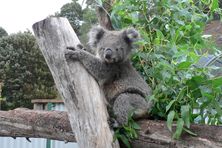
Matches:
[[0, 108, 222, 148], [32, 17, 119, 148]]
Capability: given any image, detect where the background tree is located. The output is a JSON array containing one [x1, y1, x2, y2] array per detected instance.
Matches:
[[55, 0, 97, 45], [55, 0, 83, 36], [78, 7, 97, 44], [0, 27, 8, 38], [0, 0, 98, 110], [0, 27, 8, 110], [0, 31, 56, 109]]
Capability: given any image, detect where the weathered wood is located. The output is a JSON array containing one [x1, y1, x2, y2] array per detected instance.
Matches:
[[133, 120, 222, 148], [0, 108, 222, 148], [32, 17, 119, 148], [0, 108, 75, 142]]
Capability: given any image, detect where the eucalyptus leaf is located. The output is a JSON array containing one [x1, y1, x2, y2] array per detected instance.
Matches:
[[181, 105, 191, 128], [167, 110, 175, 131], [166, 100, 176, 112], [210, 0, 219, 11], [173, 118, 184, 139]]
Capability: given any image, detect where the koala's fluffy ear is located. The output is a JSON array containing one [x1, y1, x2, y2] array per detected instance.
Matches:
[[123, 28, 140, 44], [88, 26, 105, 48]]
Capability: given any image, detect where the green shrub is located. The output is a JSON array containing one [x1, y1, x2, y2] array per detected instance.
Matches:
[[111, 0, 222, 139]]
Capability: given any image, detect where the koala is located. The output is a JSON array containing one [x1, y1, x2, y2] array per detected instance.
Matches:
[[65, 26, 152, 126]]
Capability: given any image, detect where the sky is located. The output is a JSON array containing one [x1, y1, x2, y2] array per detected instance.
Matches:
[[0, 0, 72, 34]]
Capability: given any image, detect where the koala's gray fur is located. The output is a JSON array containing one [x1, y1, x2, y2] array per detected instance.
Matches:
[[65, 26, 152, 126]]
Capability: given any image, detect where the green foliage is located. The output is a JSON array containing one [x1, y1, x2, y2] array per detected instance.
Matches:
[[55, 0, 83, 35], [56, 1, 97, 45], [0, 27, 8, 38], [167, 110, 175, 132], [111, 0, 222, 139], [114, 113, 140, 148], [79, 7, 97, 44], [0, 32, 56, 109]]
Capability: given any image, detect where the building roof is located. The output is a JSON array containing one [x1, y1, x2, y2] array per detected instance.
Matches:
[[31, 99, 64, 104]]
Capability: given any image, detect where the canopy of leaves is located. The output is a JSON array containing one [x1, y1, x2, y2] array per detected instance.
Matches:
[[111, 0, 222, 139], [0, 27, 8, 38], [55, 0, 83, 36], [55, 0, 97, 45], [0, 32, 57, 109]]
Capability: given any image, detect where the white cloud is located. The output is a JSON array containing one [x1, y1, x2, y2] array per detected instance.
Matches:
[[0, 0, 72, 34]]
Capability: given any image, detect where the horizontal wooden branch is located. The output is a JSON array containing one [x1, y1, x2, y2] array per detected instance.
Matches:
[[0, 108, 75, 142], [133, 120, 222, 148], [0, 108, 222, 148]]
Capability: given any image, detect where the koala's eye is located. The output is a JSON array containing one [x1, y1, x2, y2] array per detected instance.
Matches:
[[120, 48, 124, 50], [101, 48, 105, 50], [116, 48, 119, 51]]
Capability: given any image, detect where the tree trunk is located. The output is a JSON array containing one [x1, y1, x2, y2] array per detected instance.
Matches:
[[32, 17, 119, 148], [96, 0, 114, 30], [0, 108, 222, 148]]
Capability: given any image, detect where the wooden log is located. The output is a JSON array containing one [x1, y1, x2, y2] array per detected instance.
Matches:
[[0, 108, 75, 142], [0, 108, 222, 148], [32, 17, 119, 148], [133, 120, 222, 148]]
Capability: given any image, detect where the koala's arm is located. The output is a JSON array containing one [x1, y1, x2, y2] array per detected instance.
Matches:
[[65, 48, 114, 83]]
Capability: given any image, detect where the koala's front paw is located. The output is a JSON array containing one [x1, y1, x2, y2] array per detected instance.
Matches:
[[76, 44, 85, 50], [108, 118, 120, 129], [67, 44, 86, 51], [133, 109, 148, 119], [66, 46, 76, 51], [65, 50, 81, 60]]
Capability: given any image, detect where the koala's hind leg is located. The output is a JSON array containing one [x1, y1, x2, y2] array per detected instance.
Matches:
[[113, 93, 149, 126]]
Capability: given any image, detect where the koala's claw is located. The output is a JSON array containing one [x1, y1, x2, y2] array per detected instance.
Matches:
[[67, 44, 86, 51], [133, 109, 148, 119], [67, 46, 76, 51], [65, 50, 79, 60], [77, 44, 85, 50], [108, 118, 120, 128]]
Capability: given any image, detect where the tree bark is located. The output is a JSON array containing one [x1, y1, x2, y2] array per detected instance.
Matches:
[[133, 120, 222, 148], [32, 17, 119, 148], [0, 108, 222, 148], [0, 108, 75, 142]]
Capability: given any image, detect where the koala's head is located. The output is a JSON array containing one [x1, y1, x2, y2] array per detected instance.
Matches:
[[88, 26, 140, 63]]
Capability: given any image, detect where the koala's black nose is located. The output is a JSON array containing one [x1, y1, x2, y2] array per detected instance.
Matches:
[[105, 48, 112, 59]]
